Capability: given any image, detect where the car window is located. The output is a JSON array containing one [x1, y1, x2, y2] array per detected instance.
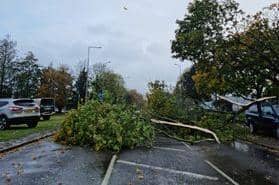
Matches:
[[41, 99, 54, 106], [13, 100, 35, 107], [261, 105, 274, 117], [248, 105, 258, 114], [273, 104, 279, 115], [0, 101, 8, 107]]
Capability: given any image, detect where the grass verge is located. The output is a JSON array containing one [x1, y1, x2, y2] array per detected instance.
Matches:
[[0, 114, 64, 142]]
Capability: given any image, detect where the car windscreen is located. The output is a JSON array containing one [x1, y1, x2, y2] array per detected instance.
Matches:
[[247, 104, 258, 114], [0, 101, 8, 107], [41, 99, 54, 106], [13, 100, 35, 107], [273, 104, 279, 115], [269, 99, 279, 115]]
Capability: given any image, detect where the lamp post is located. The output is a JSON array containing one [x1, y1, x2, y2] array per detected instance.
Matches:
[[174, 62, 183, 101], [85, 46, 102, 101], [174, 63, 182, 77]]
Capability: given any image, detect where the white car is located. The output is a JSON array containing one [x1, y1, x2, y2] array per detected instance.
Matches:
[[0, 99, 40, 130]]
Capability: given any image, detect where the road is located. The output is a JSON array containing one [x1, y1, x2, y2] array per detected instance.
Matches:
[[0, 137, 278, 185]]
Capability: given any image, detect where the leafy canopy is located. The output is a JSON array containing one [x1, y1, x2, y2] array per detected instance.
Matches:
[[172, 1, 278, 98]]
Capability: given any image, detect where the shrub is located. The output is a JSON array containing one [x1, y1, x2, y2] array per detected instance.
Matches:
[[55, 100, 154, 152]]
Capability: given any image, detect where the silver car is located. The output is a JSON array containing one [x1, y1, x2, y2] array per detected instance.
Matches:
[[0, 99, 40, 130]]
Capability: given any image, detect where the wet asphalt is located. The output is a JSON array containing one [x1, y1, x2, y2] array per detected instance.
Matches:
[[0, 137, 278, 185], [109, 137, 279, 185], [0, 138, 111, 185], [196, 140, 279, 185]]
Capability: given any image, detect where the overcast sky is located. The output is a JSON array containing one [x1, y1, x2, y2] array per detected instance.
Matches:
[[0, 0, 275, 93]]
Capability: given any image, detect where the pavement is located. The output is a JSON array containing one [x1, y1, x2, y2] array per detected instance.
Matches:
[[0, 131, 55, 153], [0, 137, 278, 185], [245, 135, 279, 151]]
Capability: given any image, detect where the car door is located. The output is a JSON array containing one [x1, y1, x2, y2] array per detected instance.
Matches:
[[261, 104, 277, 131], [246, 104, 261, 128]]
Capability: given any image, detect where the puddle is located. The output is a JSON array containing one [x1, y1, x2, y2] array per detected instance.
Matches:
[[231, 140, 279, 164], [232, 141, 249, 153]]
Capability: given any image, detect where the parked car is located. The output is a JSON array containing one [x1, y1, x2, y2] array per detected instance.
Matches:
[[34, 98, 55, 120], [245, 100, 279, 138], [0, 99, 40, 130]]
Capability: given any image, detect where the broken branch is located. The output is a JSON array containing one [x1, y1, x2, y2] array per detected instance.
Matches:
[[151, 119, 221, 144]]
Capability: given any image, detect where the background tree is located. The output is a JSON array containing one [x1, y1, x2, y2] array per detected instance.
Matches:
[[55, 65, 74, 111], [219, 4, 279, 98], [146, 80, 176, 118], [125, 89, 145, 108], [13, 51, 41, 98], [174, 66, 205, 103], [38, 64, 73, 112], [91, 63, 127, 103], [38, 65, 56, 98], [0, 35, 16, 97], [75, 64, 87, 104]]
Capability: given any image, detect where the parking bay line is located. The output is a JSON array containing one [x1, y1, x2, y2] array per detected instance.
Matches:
[[101, 155, 117, 185], [182, 142, 193, 150], [205, 160, 239, 185], [117, 159, 219, 181], [182, 141, 238, 185]]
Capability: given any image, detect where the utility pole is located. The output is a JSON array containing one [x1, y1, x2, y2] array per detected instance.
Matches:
[[85, 46, 102, 102]]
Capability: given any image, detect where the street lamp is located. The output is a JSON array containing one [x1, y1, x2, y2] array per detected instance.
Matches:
[[174, 63, 182, 77], [85, 46, 102, 101], [174, 62, 183, 99]]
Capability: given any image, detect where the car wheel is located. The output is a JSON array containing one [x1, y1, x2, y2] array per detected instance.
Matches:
[[27, 122, 38, 128], [249, 122, 256, 134], [0, 116, 8, 130]]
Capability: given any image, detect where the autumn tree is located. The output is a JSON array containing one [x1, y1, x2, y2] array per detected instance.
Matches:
[[13, 51, 41, 98], [125, 89, 145, 108], [38, 65, 73, 112]]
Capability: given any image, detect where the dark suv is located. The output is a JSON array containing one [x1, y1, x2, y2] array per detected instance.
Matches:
[[245, 100, 279, 138], [34, 98, 55, 120]]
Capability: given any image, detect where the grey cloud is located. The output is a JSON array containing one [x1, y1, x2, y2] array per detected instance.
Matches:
[[87, 24, 125, 37]]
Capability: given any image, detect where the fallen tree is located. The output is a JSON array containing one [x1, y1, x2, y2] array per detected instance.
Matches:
[[151, 119, 221, 144], [149, 96, 276, 145]]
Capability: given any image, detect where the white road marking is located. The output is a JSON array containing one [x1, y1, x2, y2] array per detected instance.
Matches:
[[205, 160, 239, 185], [101, 155, 117, 185], [117, 160, 219, 181], [182, 142, 192, 150], [153, 146, 186, 152]]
